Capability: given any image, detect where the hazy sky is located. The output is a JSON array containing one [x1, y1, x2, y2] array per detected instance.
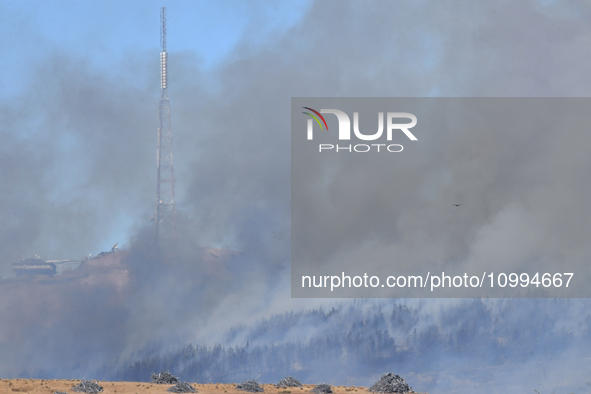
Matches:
[[1, 1, 311, 94], [0, 0, 311, 264], [1, 0, 591, 390], [2, 0, 590, 263]]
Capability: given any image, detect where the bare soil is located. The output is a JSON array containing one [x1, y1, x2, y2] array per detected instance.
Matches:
[[0, 380, 423, 394]]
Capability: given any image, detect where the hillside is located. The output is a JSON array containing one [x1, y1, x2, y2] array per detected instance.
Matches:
[[113, 299, 591, 393]]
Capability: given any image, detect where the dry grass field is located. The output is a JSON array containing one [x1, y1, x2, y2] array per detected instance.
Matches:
[[0, 380, 416, 394]]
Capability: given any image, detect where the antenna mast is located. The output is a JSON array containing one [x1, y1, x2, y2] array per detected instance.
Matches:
[[155, 6, 176, 239]]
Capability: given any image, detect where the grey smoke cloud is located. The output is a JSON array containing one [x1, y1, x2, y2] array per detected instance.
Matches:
[[291, 98, 591, 297], [0, 53, 157, 275], [0, 0, 589, 387]]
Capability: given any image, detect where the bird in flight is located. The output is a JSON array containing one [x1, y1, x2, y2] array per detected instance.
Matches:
[[452, 204, 462, 207]]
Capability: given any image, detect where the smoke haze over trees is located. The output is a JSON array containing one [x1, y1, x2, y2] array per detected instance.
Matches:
[[1, 1, 591, 394], [114, 299, 591, 393]]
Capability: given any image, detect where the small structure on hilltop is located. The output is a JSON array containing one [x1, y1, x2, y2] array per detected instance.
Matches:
[[12, 258, 56, 277], [10, 244, 122, 278], [12, 257, 84, 277]]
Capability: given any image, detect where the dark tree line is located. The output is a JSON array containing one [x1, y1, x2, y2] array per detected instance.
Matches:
[[110, 299, 591, 387]]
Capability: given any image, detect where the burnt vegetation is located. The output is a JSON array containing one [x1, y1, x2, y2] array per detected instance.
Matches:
[[152, 371, 179, 384], [71, 380, 103, 394], [276, 377, 303, 388], [235, 380, 264, 393], [113, 300, 586, 388], [167, 382, 197, 393]]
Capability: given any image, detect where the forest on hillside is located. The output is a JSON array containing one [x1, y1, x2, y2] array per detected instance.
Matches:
[[110, 299, 591, 392]]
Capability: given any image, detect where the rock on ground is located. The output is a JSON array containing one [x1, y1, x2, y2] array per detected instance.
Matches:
[[236, 380, 264, 393], [310, 384, 332, 394], [152, 371, 180, 384], [368, 373, 412, 394], [276, 377, 303, 388], [167, 382, 196, 393], [71, 380, 103, 394]]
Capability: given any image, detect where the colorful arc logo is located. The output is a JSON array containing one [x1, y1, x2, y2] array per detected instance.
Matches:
[[302, 107, 329, 131]]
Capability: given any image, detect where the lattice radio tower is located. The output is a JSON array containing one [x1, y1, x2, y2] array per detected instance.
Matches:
[[155, 6, 176, 239]]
